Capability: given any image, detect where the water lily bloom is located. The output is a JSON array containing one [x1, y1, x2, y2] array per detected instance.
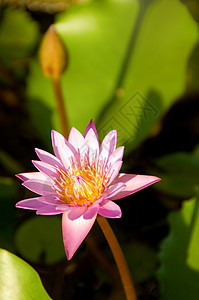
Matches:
[[16, 120, 160, 259]]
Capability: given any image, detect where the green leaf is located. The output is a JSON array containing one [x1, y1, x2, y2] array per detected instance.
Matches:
[[15, 216, 65, 264], [0, 8, 39, 63], [154, 152, 199, 198], [158, 190, 199, 300], [27, 0, 197, 150], [98, 0, 198, 151], [0, 249, 51, 300], [27, 0, 139, 147]]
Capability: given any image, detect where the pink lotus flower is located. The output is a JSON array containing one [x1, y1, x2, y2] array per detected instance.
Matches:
[[16, 120, 160, 259]]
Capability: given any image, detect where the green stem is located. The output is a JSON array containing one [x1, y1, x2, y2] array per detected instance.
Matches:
[[97, 216, 138, 300], [52, 77, 69, 138]]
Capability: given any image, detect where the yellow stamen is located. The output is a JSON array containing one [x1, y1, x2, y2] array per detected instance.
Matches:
[[54, 157, 110, 207]]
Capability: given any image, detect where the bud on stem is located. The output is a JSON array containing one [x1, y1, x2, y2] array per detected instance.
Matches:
[[39, 25, 68, 79]]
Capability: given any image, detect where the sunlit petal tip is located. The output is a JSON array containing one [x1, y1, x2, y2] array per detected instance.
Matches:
[[110, 173, 161, 200], [68, 127, 85, 150]]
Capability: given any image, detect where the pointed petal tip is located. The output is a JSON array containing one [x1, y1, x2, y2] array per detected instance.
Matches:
[[110, 173, 161, 200], [62, 211, 97, 261], [51, 129, 60, 141], [65, 249, 73, 260], [88, 119, 95, 126], [153, 176, 161, 183], [16, 173, 31, 181], [84, 119, 98, 139], [15, 173, 22, 180], [35, 147, 40, 154], [51, 129, 56, 135]]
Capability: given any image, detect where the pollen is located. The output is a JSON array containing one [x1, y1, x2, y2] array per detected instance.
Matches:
[[53, 155, 110, 207]]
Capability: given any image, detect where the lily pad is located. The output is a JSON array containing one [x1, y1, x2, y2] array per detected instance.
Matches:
[[15, 216, 65, 264], [0, 249, 51, 300], [158, 191, 199, 300]]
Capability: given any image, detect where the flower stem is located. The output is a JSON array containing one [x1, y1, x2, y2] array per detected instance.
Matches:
[[52, 77, 69, 138], [97, 215, 138, 300]]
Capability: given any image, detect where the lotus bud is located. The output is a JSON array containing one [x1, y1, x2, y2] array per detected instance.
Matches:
[[39, 25, 68, 79]]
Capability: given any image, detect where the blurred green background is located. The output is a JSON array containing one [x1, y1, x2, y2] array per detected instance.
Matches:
[[1, 0, 199, 299]]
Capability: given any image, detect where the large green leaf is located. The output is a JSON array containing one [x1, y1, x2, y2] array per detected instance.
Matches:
[[15, 216, 65, 264], [27, 0, 139, 147], [0, 249, 51, 300], [27, 0, 197, 150], [98, 0, 198, 150], [158, 190, 199, 300]]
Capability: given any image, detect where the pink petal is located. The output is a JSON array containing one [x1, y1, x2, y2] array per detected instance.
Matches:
[[68, 127, 85, 151], [22, 178, 55, 196], [51, 130, 76, 169], [108, 160, 123, 185], [35, 148, 63, 169], [99, 130, 117, 163], [62, 211, 97, 259], [36, 205, 64, 215], [16, 172, 47, 182], [32, 160, 59, 179], [110, 173, 161, 200], [39, 195, 61, 205], [84, 119, 98, 141], [104, 182, 126, 199], [68, 206, 88, 220], [16, 198, 64, 215], [98, 200, 122, 218], [56, 203, 73, 211], [108, 146, 124, 165], [83, 203, 99, 220], [15, 198, 46, 210], [84, 128, 99, 165]]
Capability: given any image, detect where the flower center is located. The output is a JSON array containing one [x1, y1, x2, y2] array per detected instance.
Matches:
[[54, 156, 110, 207]]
